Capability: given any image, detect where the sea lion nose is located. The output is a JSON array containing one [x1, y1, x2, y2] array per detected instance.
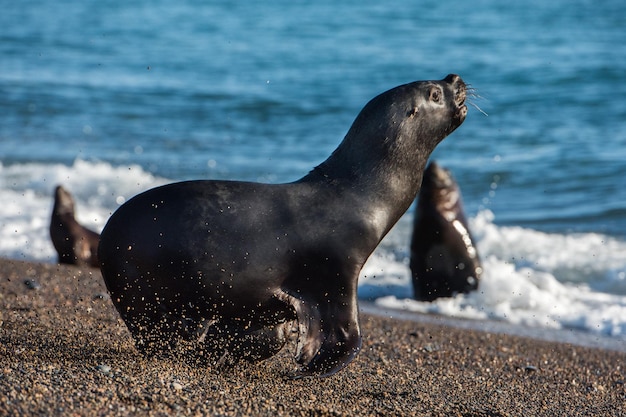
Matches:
[[443, 74, 463, 85], [443, 74, 466, 106]]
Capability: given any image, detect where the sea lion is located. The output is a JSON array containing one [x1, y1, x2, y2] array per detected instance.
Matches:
[[49, 185, 100, 267], [99, 74, 468, 377], [410, 161, 482, 301]]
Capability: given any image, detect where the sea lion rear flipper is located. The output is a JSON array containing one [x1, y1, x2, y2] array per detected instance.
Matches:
[[277, 291, 362, 378]]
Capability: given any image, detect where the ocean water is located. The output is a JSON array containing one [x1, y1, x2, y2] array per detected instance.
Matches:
[[2, 0, 626, 342]]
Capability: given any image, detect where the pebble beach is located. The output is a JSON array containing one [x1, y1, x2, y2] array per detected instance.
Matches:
[[1, 257, 624, 416]]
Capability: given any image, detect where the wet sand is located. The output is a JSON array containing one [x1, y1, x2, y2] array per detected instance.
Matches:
[[1, 257, 624, 416]]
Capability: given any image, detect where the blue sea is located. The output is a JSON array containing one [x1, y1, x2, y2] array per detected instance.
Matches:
[[2, 0, 626, 346]]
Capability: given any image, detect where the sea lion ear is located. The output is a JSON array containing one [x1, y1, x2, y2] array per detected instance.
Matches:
[[407, 106, 420, 118], [277, 291, 362, 378]]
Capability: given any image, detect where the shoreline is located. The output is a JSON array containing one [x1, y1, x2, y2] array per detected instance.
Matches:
[[1, 257, 625, 416], [360, 301, 626, 354]]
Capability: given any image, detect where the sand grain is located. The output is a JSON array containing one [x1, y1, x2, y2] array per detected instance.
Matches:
[[1, 258, 624, 416]]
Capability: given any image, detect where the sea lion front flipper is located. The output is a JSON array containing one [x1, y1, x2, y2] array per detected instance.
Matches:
[[277, 291, 362, 378]]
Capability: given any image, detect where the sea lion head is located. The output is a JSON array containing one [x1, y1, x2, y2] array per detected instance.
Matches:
[[329, 74, 467, 180], [53, 185, 76, 217], [421, 161, 461, 214], [398, 73, 468, 143]]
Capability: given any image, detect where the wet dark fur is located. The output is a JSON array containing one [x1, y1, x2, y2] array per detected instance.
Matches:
[[50, 185, 100, 268], [410, 162, 482, 301], [99, 75, 468, 377]]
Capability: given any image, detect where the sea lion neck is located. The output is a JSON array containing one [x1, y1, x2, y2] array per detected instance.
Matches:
[[295, 76, 466, 239], [295, 137, 431, 244], [298, 118, 436, 226]]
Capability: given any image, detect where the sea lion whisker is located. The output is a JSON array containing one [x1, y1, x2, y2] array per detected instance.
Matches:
[[463, 86, 488, 116], [464, 84, 480, 95], [469, 101, 489, 117]]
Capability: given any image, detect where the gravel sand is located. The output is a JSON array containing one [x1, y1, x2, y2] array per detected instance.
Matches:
[[1, 258, 624, 416]]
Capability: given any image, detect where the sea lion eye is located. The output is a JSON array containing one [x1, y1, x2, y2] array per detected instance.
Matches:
[[429, 88, 441, 103]]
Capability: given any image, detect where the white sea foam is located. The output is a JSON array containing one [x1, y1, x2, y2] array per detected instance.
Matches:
[[2, 161, 626, 340], [0, 159, 167, 261], [363, 210, 626, 339]]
